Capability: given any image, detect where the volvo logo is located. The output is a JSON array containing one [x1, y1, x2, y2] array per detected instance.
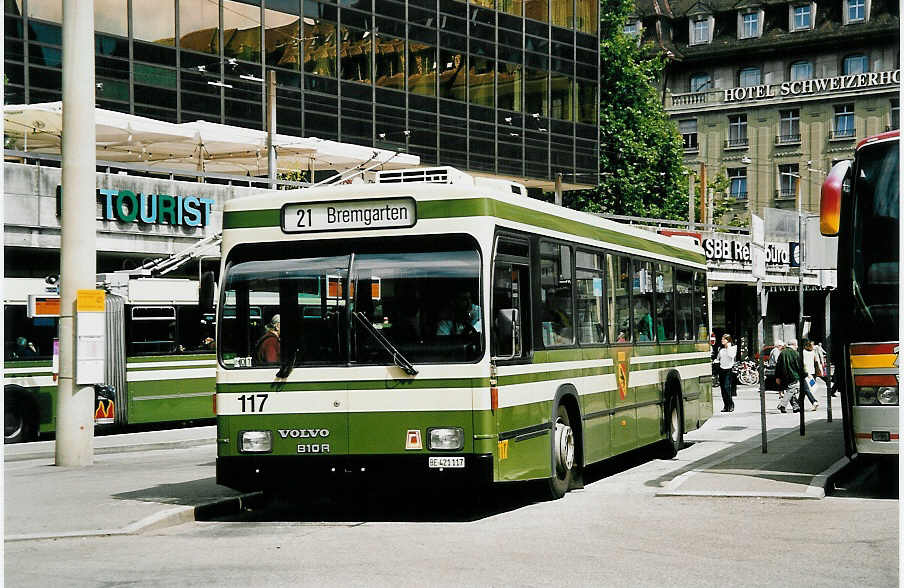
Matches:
[[278, 429, 330, 439]]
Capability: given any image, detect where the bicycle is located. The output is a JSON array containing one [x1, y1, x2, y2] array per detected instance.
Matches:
[[732, 359, 760, 386]]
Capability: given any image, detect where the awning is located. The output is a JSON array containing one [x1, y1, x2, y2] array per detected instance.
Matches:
[[3, 102, 419, 176]]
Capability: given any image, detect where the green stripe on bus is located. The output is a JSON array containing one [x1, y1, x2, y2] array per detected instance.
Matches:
[[128, 354, 216, 363], [216, 377, 491, 393], [223, 208, 281, 229], [418, 199, 703, 264], [222, 198, 704, 264], [128, 364, 216, 372]]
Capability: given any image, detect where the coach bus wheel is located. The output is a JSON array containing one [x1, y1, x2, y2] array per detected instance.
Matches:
[[5, 389, 36, 444], [548, 404, 575, 499], [662, 396, 683, 459]]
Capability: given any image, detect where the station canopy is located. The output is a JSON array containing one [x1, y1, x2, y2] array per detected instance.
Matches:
[[3, 102, 419, 176]]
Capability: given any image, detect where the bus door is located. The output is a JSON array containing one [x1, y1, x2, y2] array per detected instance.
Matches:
[[491, 237, 535, 481], [101, 294, 126, 426]]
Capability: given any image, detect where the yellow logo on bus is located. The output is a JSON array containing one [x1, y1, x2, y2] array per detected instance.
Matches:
[[498, 439, 509, 460], [617, 351, 630, 399]]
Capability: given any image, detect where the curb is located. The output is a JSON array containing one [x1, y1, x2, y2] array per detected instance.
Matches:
[[4, 438, 216, 463], [4, 492, 263, 543], [656, 419, 842, 499]]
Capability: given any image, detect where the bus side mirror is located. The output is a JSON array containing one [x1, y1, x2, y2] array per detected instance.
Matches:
[[493, 308, 519, 361], [200, 271, 216, 313], [820, 160, 851, 236]]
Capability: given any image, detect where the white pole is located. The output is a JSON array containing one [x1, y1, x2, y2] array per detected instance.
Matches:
[[267, 70, 277, 188], [56, 0, 97, 466]]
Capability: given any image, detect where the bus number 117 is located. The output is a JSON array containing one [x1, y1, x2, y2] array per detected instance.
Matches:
[[238, 394, 269, 413]]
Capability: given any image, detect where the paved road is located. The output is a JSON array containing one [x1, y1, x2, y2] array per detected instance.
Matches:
[[5, 383, 898, 587]]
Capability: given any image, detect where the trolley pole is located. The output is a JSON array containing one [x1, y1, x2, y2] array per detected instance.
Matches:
[[56, 0, 97, 466]]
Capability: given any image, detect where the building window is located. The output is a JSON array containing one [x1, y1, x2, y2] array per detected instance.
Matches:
[[834, 103, 855, 138], [790, 61, 812, 81], [680, 119, 698, 151], [690, 17, 711, 45], [623, 20, 641, 36], [778, 109, 801, 144], [791, 4, 813, 30], [778, 164, 799, 198], [843, 54, 869, 74], [738, 67, 761, 87], [728, 168, 747, 199], [690, 73, 711, 93], [728, 114, 748, 148], [891, 99, 900, 130], [845, 0, 866, 23], [739, 11, 760, 39]]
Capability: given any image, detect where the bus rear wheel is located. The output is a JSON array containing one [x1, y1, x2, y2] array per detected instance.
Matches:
[[548, 404, 575, 500], [661, 396, 683, 459], [5, 388, 36, 444]]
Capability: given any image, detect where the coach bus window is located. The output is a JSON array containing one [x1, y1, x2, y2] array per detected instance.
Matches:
[[607, 255, 631, 342], [540, 241, 574, 347], [575, 250, 605, 344], [632, 260, 654, 342], [851, 139, 899, 340], [655, 264, 676, 341], [128, 306, 177, 355], [693, 271, 709, 341], [676, 269, 694, 341]]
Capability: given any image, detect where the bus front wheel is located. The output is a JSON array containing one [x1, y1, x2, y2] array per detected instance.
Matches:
[[548, 404, 575, 499]]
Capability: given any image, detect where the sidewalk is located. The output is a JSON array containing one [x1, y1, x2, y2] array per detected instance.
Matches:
[[658, 381, 848, 498], [4, 382, 848, 541]]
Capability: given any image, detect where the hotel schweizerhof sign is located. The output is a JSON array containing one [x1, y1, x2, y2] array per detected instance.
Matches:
[[723, 69, 900, 103]]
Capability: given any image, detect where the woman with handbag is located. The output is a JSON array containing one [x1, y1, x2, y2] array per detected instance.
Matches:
[[713, 334, 737, 412]]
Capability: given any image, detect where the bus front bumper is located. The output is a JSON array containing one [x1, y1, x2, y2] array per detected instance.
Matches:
[[217, 453, 495, 493], [854, 406, 899, 456]]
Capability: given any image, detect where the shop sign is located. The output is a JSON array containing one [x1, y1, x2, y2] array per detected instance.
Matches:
[[56, 186, 215, 228], [723, 69, 900, 103], [703, 237, 790, 265]]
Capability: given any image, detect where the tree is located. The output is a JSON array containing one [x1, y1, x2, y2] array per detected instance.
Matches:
[[699, 173, 751, 229], [569, 0, 688, 221]]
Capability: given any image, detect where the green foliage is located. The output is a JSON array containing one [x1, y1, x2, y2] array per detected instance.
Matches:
[[698, 172, 751, 229], [277, 168, 309, 189], [569, 0, 688, 221]]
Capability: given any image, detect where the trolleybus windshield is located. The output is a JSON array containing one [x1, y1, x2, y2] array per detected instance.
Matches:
[[219, 235, 482, 368], [851, 140, 899, 341]]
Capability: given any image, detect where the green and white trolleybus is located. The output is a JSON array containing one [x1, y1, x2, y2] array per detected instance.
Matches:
[[215, 167, 713, 498]]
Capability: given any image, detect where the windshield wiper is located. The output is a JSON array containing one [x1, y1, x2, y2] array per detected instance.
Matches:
[[852, 278, 875, 325], [352, 311, 419, 376]]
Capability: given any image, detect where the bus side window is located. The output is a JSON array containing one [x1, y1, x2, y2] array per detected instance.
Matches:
[[128, 306, 177, 356], [492, 261, 530, 359]]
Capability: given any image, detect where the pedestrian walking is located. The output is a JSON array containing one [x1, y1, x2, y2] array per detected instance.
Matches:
[[776, 338, 807, 413], [801, 339, 821, 410], [713, 333, 737, 412]]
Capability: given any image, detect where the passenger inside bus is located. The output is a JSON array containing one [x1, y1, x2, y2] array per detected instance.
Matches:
[[436, 290, 481, 336], [255, 314, 280, 364], [14, 336, 38, 358]]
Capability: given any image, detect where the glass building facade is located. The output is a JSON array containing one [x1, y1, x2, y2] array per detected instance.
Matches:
[[5, 0, 599, 186]]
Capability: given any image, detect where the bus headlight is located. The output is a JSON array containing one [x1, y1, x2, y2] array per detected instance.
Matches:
[[240, 430, 273, 453], [428, 427, 464, 451], [856, 387, 878, 405], [877, 387, 899, 405]]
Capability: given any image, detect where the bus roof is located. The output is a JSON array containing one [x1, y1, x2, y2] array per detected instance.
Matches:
[[857, 129, 900, 150], [224, 169, 706, 266]]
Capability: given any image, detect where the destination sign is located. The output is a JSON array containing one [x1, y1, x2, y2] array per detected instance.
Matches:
[[281, 197, 417, 233]]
